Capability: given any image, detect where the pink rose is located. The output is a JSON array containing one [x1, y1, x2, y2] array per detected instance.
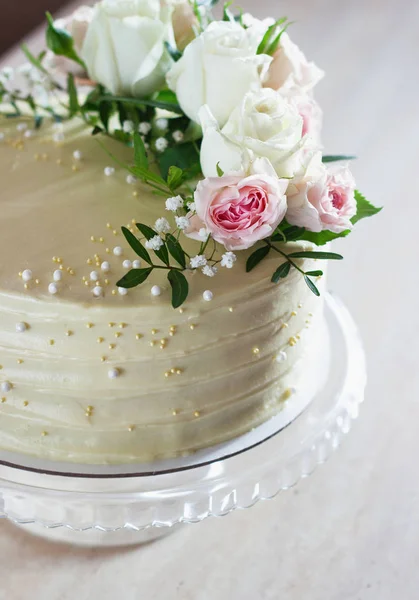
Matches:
[[186, 160, 289, 251], [292, 96, 323, 143], [287, 165, 356, 233], [263, 32, 324, 96]]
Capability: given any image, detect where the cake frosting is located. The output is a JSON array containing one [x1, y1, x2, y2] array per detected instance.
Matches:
[[0, 117, 325, 464]]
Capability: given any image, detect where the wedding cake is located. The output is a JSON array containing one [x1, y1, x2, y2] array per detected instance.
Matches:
[[0, 0, 379, 464]]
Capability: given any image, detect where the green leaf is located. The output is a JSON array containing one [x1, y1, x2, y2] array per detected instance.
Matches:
[[304, 276, 321, 297], [166, 233, 186, 268], [133, 132, 149, 170], [246, 246, 270, 272], [288, 251, 343, 260], [322, 155, 356, 163], [136, 224, 169, 266], [91, 125, 103, 136], [117, 267, 153, 289], [271, 262, 291, 283], [158, 142, 202, 180], [167, 165, 185, 191], [257, 18, 288, 56], [216, 162, 224, 177], [305, 270, 324, 277], [100, 95, 183, 115], [351, 190, 382, 225], [67, 74, 79, 117], [21, 44, 48, 75], [299, 229, 351, 246], [223, 2, 234, 21], [168, 270, 189, 309], [164, 41, 182, 62], [121, 226, 152, 265], [45, 12, 86, 69], [272, 225, 305, 242], [98, 101, 112, 131]]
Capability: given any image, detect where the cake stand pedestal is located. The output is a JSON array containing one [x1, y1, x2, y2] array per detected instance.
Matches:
[[0, 293, 366, 547]]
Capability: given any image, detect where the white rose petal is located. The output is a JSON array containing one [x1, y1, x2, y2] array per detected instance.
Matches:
[[166, 21, 272, 126]]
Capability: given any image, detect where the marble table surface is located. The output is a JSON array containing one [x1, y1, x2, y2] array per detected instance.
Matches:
[[0, 0, 416, 598]]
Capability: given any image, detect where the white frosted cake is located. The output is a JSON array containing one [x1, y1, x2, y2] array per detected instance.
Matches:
[[0, 0, 379, 465]]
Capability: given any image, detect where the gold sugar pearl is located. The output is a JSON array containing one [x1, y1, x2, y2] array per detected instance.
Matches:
[[160, 338, 167, 345], [175, 369, 183, 375], [106, 223, 112, 229], [17, 359, 23, 364], [86, 323, 94, 329], [170, 368, 176, 374], [106, 248, 111, 254], [150, 341, 156, 347], [49, 339, 55, 346], [119, 323, 127, 329], [252, 347, 260, 355], [228, 307, 234, 313], [90, 236, 96, 242], [104, 279, 110, 285], [24, 283, 29, 290], [18, 272, 22, 278], [298, 303, 303, 309], [111, 290, 117, 295], [194, 411, 200, 418], [164, 371, 171, 378], [289, 337, 297, 347], [112, 230, 118, 236], [291, 311, 297, 317], [281, 323, 289, 329], [1, 397, 6, 403], [72, 165, 78, 172], [100, 356, 107, 362], [189, 324, 196, 330], [23, 401, 29, 407], [41, 431, 48, 437], [169, 326, 177, 334], [97, 337, 104, 344], [132, 191, 139, 198], [35, 279, 40, 285], [128, 425, 135, 432], [65, 330, 73, 337], [108, 322, 115, 328], [308, 312, 313, 317], [56, 258, 63, 264], [115, 332, 122, 338], [172, 409, 179, 416], [151, 328, 158, 335], [109, 343, 116, 350], [99, 237, 104, 243], [296, 334, 301, 340], [179, 308, 185, 314], [84, 281, 90, 286], [135, 334, 143, 340]]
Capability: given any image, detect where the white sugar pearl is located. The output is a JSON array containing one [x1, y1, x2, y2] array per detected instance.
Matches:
[[108, 367, 120, 379], [275, 351, 287, 363], [203, 290, 213, 302], [104, 166, 115, 176], [151, 285, 161, 297], [101, 261, 110, 273], [53, 269, 63, 282], [288, 386, 297, 396], [73, 150, 82, 160], [122, 260, 132, 269], [118, 287, 128, 296], [113, 246, 123, 257], [24, 130, 33, 138], [53, 132, 64, 143], [126, 174, 137, 185], [1, 382, 12, 393], [90, 270, 99, 281], [22, 269, 33, 282], [132, 260, 141, 269], [17, 122, 28, 132], [48, 282, 58, 295], [16, 322, 28, 333], [93, 286, 103, 297]]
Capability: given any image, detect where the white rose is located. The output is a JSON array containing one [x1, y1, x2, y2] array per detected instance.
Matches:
[[199, 88, 309, 178], [81, 0, 174, 98], [166, 21, 272, 127]]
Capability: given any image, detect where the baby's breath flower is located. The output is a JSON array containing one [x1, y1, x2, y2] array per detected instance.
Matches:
[[138, 122, 151, 135], [155, 137, 168, 152], [175, 216, 190, 231], [155, 118, 169, 130], [123, 120, 134, 133], [145, 235, 164, 250], [165, 195, 184, 212], [190, 255, 207, 269], [202, 265, 217, 277], [172, 130, 184, 143], [221, 251, 237, 269], [155, 217, 171, 233], [187, 201, 196, 212]]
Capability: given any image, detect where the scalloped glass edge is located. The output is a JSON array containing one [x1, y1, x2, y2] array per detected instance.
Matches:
[[0, 292, 366, 533]]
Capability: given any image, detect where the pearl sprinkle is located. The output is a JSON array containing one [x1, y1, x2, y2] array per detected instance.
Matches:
[[132, 260, 141, 269], [16, 322, 28, 333], [53, 269, 63, 282], [1, 382, 12, 393], [101, 261, 111, 273], [108, 368, 121, 379], [113, 246, 123, 257], [104, 166, 115, 176], [48, 282, 58, 295], [203, 290, 213, 302], [122, 260, 132, 269], [93, 286, 103, 297], [21, 269, 33, 282], [73, 150, 82, 160], [118, 287, 128, 296], [151, 285, 161, 297]]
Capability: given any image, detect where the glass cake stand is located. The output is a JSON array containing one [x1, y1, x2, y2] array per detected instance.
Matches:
[[0, 293, 366, 547]]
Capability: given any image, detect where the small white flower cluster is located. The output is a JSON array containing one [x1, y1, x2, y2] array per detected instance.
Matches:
[[145, 235, 164, 251], [221, 252, 237, 269], [165, 195, 184, 212], [155, 217, 171, 233]]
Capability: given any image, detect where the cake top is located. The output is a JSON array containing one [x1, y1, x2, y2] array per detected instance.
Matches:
[[0, 0, 380, 309]]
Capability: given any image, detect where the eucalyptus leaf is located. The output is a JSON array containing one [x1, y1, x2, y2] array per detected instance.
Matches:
[[117, 267, 153, 289], [98, 101, 112, 131], [271, 262, 291, 283], [168, 270, 189, 308], [288, 251, 343, 260], [167, 165, 185, 191], [246, 245, 270, 272], [166, 234, 186, 268], [305, 270, 324, 277], [121, 226, 152, 264], [322, 155, 356, 163], [21, 44, 48, 75], [304, 276, 321, 297]]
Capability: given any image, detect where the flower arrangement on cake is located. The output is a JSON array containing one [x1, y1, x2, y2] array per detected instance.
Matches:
[[0, 0, 380, 309]]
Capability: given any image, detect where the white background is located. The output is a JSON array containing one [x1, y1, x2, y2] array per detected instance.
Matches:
[[0, 0, 416, 598]]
